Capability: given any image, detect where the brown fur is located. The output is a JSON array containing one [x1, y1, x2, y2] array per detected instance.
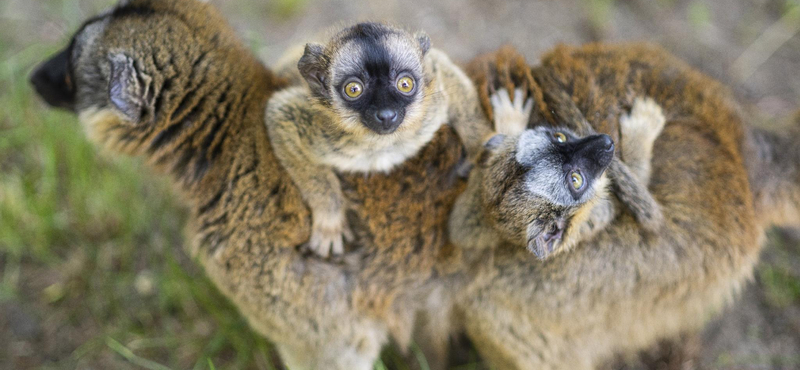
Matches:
[[31, 1, 466, 369], [455, 43, 766, 369], [30, 2, 796, 368], [468, 46, 664, 237]]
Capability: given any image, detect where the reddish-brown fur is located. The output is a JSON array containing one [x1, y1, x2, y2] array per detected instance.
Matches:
[[30, 1, 797, 367]]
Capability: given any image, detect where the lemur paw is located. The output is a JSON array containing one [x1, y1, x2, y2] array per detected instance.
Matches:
[[307, 213, 353, 258], [620, 97, 666, 145], [490, 88, 533, 136]]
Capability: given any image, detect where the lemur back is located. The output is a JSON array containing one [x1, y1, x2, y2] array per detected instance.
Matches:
[[265, 22, 492, 257]]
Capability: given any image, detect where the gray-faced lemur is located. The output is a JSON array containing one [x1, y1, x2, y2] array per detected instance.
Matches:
[[265, 22, 494, 258], [450, 89, 666, 259]]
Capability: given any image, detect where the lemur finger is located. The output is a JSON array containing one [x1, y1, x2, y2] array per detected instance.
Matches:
[[331, 236, 344, 256], [342, 225, 354, 243], [309, 234, 330, 259], [498, 88, 512, 108], [490, 91, 500, 107], [513, 88, 525, 109], [523, 98, 534, 117]]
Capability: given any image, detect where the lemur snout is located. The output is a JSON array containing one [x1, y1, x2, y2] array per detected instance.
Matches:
[[575, 133, 615, 168], [367, 108, 404, 134], [375, 109, 398, 124]]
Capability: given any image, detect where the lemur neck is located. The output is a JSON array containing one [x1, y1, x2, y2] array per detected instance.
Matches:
[[122, 55, 285, 215]]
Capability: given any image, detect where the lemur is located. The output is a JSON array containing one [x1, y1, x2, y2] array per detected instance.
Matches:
[[265, 22, 494, 258], [450, 88, 665, 259]]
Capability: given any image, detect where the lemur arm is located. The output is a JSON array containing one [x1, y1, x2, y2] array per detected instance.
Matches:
[[265, 89, 349, 258], [573, 96, 668, 237], [426, 49, 496, 162]]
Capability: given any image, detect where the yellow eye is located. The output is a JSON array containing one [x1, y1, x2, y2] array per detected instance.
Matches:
[[570, 171, 584, 190], [554, 132, 567, 143], [396, 76, 415, 94], [344, 81, 363, 99]]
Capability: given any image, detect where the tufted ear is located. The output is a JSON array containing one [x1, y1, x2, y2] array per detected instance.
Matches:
[[415, 31, 431, 56], [297, 43, 330, 99], [108, 52, 152, 123]]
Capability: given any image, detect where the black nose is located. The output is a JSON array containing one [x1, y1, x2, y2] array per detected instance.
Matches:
[[30, 47, 76, 110], [364, 108, 404, 135], [572, 133, 615, 169], [597, 134, 614, 153], [375, 109, 398, 124]]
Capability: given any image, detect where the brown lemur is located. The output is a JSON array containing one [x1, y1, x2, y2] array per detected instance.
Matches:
[[28, 2, 473, 369], [265, 22, 494, 258], [450, 88, 665, 259], [451, 43, 794, 370], [27, 2, 392, 369]]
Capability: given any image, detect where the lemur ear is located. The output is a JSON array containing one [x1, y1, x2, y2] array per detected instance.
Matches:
[[298, 43, 330, 99], [415, 32, 431, 55], [477, 134, 506, 166], [108, 53, 152, 124]]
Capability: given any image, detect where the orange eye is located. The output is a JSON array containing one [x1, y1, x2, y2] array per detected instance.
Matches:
[[396, 76, 414, 94], [344, 81, 363, 99], [554, 132, 567, 143]]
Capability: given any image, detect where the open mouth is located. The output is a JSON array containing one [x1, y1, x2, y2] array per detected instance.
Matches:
[[527, 218, 566, 260]]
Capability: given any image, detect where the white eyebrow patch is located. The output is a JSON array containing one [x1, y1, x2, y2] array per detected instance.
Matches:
[[515, 129, 550, 166], [331, 42, 366, 81], [383, 34, 423, 74]]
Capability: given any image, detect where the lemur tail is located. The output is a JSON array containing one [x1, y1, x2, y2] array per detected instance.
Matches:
[[745, 111, 800, 230]]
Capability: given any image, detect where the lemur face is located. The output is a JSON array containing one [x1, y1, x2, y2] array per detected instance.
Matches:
[[481, 127, 614, 259], [298, 22, 431, 135], [30, 0, 216, 125]]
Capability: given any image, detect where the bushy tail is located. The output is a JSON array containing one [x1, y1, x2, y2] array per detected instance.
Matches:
[[745, 112, 800, 229]]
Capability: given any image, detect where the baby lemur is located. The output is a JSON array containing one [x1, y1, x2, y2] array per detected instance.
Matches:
[[450, 90, 665, 259], [266, 23, 493, 258]]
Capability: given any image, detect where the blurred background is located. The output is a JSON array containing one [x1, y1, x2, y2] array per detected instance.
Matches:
[[1, 0, 799, 369]]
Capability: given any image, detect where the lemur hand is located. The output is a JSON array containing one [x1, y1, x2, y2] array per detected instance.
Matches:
[[307, 211, 353, 258], [491, 88, 533, 136], [464, 45, 535, 122]]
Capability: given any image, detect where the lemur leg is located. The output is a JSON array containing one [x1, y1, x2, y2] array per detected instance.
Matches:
[[491, 88, 534, 136], [619, 97, 666, 183]]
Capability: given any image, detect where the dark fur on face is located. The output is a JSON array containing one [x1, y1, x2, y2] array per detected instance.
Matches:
[[481, 127, 614, 259], [297, 22, 431, 135]]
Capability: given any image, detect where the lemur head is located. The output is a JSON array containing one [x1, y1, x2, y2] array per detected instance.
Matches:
[[30, 0, 275, 158], [298, 22, 431, 135], [480, 126, 614, 260]]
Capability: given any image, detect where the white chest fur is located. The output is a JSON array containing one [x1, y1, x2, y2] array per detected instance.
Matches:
[[321, 103, 448, 173]]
